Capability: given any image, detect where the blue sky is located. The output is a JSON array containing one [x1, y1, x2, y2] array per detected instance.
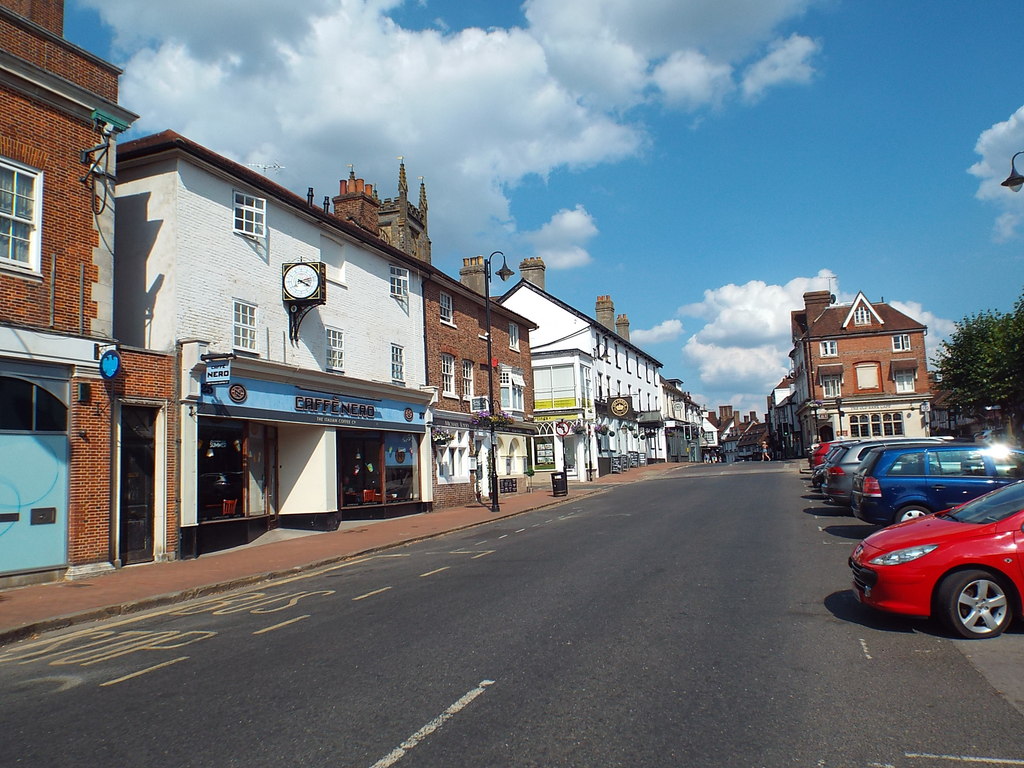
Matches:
[[63, 0, 1024, 416]]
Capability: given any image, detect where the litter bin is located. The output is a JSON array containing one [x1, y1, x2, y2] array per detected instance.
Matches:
[[551, 471, 568, 497]]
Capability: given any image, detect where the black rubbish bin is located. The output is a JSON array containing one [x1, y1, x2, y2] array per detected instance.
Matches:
[[551, 471, 568, 497]]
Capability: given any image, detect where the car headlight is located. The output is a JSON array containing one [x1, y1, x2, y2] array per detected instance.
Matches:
[[869, 544, 938, 566]]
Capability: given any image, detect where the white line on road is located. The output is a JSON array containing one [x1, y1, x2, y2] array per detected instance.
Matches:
[[253, 615, 310, 634], [906, 754, 1024, 765], [859, 638, 873, 660], [419, 567, 450, 578], [369, 680, 495, 768], [353, 587, 392, 601], [100, 656, 189, 686]]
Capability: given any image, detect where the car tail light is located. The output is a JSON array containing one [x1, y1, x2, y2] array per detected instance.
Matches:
[[827, 466, 845, 477], [862, 476, 882, 497]]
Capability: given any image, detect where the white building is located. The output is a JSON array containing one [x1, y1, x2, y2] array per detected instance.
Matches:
[[499, 262, 663, 479], [661, 378, 704, 462], [115, 131, 434, 556]]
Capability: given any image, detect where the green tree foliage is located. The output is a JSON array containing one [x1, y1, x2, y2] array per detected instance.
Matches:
[[933, 288, 1024, 440]]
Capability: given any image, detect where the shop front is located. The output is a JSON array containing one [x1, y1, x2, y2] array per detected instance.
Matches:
[[180, 352, 430, 557]]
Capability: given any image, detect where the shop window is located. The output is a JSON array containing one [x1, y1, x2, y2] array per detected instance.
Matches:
[[197, 420, 277, 522], [339, 431, 420, 506]]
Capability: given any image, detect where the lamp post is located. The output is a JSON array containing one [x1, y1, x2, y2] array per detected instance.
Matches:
[[482, 250, 515, 512], [810, 399, 823, 443], [1000, 151, 1024, 192]]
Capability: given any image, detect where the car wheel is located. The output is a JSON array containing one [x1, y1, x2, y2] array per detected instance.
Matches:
[[894, 505, 930, 524], [936, 570, 1013, 639]]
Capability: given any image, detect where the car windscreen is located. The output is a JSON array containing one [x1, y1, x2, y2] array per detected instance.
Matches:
[[942, 481, 1024, 524]]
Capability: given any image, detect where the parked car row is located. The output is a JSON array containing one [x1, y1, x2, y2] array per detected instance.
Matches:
[[805, 438, 1024, 639]]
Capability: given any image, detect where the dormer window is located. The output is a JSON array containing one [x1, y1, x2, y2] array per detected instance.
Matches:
[[853, 306, 871, 325]]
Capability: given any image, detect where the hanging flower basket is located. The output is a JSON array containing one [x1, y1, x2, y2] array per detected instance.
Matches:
[[471, 410, 515, 429], [593, 423, 610, 436], [572, 424, 587, 435], [431, 428, 453, 445]]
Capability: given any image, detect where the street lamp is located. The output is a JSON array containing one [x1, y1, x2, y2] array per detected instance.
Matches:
[[1000, 151, 1024, 192], [810, 399, 824, 442], [483, 250, 515, 512]]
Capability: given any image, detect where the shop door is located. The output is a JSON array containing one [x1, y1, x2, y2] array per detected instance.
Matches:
[[119, 406, 157, 565]]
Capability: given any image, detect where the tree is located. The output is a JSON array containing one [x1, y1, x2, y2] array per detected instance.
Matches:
[[932, 288, 1024, 441]]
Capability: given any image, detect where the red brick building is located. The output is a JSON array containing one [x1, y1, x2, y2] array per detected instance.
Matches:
[[0, 1, 176, 587], [790, 290, 933, 445]]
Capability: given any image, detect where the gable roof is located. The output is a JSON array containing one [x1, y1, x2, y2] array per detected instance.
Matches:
[[500, 279, 663, 367], [791, 292, 926, 340]]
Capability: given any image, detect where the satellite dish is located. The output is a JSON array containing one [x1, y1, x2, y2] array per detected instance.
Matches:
[[829, 294, 836, 304]]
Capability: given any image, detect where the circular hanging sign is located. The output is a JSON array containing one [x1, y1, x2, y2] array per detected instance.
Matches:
[[554, 420, 571, 437], [99, 349, 122, 380]]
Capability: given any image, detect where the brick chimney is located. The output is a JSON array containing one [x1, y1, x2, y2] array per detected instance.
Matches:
[[615, 313, 630, 341], [719, 405, 734, 423], [596, 295, 614, 329], [332, 170, 381, 235], [4, 0, 64, 35], [519, 257, 545, 290], [460, 256, 486, 296], [803, 290, 833, 322]]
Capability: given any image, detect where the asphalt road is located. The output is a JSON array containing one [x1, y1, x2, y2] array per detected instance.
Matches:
[[3, 463, 1024, 767]]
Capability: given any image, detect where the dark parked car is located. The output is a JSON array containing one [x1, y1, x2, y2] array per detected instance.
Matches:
[[821, 437, 949, 507], [851, 444, 1024, 526]]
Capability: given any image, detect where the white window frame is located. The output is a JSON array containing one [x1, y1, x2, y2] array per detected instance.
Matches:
[[819, 340, 838, 357], [892, 334, 911, 352], [391, 344, 405, 383], [326, 327, 344, 371], [894, 368, 915, 394], [500, 366, 525, 413], [233, 300, 258, 352], [0, 159, 42, 271], [390, 266, 409, 299], [854, 306, 871, 325], [508, 322, 519, 351], [439, 292, 454, 325], [462, 359, 474, 400], [233, 190, 266, 238], [821, 374, 841, 398], [441, 353, 456, 396]]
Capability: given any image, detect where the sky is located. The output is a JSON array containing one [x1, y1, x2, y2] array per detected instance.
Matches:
[[63, 0, 1024, 417]]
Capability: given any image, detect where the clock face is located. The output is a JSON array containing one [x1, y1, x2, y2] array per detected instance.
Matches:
[[283, 262, 321, 300]]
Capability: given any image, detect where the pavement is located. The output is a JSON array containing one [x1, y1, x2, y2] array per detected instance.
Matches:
[[0, 461, 693, 647]]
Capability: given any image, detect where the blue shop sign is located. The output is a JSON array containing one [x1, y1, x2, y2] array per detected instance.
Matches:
[[198, 377, 424, 432]]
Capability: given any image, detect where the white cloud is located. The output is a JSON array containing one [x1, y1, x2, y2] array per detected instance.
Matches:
[[970, 105, 1024, 240], [740, 34, 820, 103], [631, 319, 684, 345], [82, 0, 823, 266], [889, 300, 957, 363], [525, 205, 598, 269]]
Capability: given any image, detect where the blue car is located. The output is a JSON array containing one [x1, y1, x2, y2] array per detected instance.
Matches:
[[851, 444, 1024, 526]]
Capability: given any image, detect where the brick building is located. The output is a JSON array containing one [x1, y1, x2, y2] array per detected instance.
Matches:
[[790, 290, 933, 446], [0, 1, 181, 588]]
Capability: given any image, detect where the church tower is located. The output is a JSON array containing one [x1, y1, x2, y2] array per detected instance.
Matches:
[[377, 158, 431, 264]]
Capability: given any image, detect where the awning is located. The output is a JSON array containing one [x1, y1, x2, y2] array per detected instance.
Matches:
[[510, 372, 526, 387], [890, 358, 918, 370], [816, 364, 843, 382], [638, 410, 664, 426]]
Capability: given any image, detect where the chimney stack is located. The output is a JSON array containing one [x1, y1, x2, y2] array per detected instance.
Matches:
[[615, 313, 630, 341], [332, 170, 381, 235], [803, 290, 833, 322], [719, 405, 734, 422], [459, 256, 486, 296], [519, 257, 545, 290], [596, 295, 614, 329]]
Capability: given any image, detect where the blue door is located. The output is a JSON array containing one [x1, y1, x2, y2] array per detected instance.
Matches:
[[0, 433, 68, 573], [0, 374, 69, 576]]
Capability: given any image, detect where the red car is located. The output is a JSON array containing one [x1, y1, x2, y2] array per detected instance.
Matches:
[[849, 480, 1024, 638]]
